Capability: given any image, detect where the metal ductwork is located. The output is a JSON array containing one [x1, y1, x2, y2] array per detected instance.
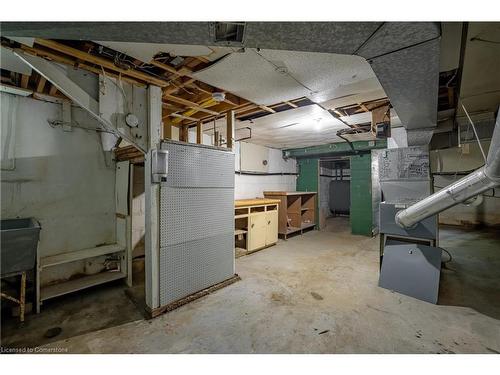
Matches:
[[395, 108, 500, 228]]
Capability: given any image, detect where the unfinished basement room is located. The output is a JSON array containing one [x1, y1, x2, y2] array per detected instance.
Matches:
[[1, 5, 500, 372]]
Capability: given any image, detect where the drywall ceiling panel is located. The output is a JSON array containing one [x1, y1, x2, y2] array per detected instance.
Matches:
[[95, 41, 232, 63], [238, 105, 346, 130], [341, 112, 372, 125], [236, 104, 349, 149], [193, 50, 308, 105], [193, 49, 380, 106], [0, 46, 32, 75], [200, 105, 349, 149], [310, 77, 386, 106], [340, 109, 401, 127], [258, 49, 377, 101]]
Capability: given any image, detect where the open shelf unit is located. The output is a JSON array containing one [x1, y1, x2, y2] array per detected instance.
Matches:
[[37, 243, 127, 312], [263, 191, 317, 239]]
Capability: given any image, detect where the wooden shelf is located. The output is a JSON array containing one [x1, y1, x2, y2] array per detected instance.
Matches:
[[41, 244, 125, 269], [234, 229, 247, 236], [40, 271, 126, 301], [264, 191, 317, 239], [286, 226, 302, 234]]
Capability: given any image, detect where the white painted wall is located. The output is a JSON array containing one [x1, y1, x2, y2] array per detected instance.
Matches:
[[430, 143, 500, 227], [234, 141, 296, 199], [1, 93, 116, 284], [434, 174, 500, 227]]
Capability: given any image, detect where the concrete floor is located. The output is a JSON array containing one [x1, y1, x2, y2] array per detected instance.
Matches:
[[2, 217, 499, 353]]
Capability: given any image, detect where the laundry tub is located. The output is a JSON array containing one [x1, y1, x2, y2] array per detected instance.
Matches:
[[1, 218, 40, 276]]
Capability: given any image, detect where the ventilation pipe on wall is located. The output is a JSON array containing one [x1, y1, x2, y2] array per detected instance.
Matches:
[[395, 108, 500, 228]]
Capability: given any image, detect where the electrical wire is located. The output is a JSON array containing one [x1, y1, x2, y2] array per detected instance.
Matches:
[[439, 247, 453, 264]]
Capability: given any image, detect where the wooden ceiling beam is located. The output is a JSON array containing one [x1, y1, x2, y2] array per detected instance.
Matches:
[[170, 112, 200, 122], [20, 74, 30, 89], [13, 44, 146, 87], [150, 59, 193, 78], [164, 94, 219, 115], [163, 77, 197, 96], [34, 39, 168, 87], [48, 84, 58, 96], [36, 77, 46, 93], [258, 105, 276, 113]]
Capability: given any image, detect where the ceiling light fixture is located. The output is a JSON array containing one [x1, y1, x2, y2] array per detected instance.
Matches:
[[212, 92, 226, 102]]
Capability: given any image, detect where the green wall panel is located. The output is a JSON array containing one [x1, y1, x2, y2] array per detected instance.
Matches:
[[297, 158, 319, 227], [297, 158, 319, 192], [350, 153, 373, 236]]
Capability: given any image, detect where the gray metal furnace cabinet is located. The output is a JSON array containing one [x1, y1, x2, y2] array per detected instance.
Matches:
[[158, 141, 235, 306]]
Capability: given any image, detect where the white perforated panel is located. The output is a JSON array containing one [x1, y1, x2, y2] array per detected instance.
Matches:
[[159, 234, 234, 305], [158, 141, 235, 306]]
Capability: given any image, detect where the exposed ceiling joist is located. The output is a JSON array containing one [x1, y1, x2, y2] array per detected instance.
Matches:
[[164, 94, 219, 115], [34, 38, 169, 87]]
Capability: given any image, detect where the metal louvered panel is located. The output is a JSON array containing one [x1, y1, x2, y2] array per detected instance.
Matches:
[[158, 141, 235, 306]]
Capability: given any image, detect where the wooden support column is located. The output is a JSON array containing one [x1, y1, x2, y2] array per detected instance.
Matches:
[[196, 121, 202, 144], [179, 125, 189, 142], [163, 119, 173, 140], [20, 74, 29, 89], [226, 110, 235, 150]]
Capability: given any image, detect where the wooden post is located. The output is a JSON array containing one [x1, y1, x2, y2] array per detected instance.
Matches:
[[163, 119, 173, 139], [180, 125, 189, 142], [196, 121, 202, 144], [226, 110, 234, 150]]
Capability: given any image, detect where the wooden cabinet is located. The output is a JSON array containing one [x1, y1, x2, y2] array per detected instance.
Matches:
[[266, 211, 279, 245], [248, 214, 267, 250], [263, 191, 317, 239], [234, 199, 281, 257]]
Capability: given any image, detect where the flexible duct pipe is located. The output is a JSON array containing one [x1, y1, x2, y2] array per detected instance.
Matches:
[[395, 109, 500, 228]]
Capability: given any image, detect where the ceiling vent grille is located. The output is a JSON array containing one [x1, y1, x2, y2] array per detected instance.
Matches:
[[211, 22, 246, 46]]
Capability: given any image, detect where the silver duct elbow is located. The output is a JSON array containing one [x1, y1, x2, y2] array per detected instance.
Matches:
[[395, 108, 500, 229]]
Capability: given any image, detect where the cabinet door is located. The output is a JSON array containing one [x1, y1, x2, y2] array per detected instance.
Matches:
[[248, 214, 267, 251], [266, 211, 279, 245]]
